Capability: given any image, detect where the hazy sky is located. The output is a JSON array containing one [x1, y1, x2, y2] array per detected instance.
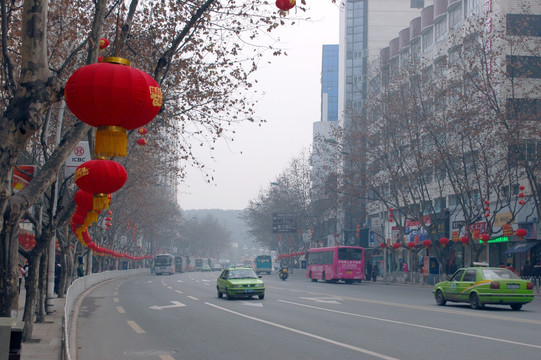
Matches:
[[178, 3, 340, 210]]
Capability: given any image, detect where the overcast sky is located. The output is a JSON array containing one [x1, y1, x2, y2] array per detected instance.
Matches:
[[177, 3, 340, 210]]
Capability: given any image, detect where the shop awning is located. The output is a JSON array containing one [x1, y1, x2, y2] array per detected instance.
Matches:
[[504, 241, 538, 254]]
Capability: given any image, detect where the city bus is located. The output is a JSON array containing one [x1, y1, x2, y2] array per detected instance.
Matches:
[[254, 255, 272, 275], [194, 258, 204, 271], [154, 254, 175, 275], [306, 246, 365, 284], [174, 256, 186, 273]]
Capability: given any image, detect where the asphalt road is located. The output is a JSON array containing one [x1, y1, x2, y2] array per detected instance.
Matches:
[[76, 270, 541, 360]]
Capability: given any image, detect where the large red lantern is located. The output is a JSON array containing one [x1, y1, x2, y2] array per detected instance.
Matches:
[[276, 0, 295, 11], [480, 233, 490, 244], [515, 228, 528, 240], [407, 241, 416, 250], [392, 243, 401, 250], [460, 236, 470, 247], [379, 242, 386, 249], [74, 190, 99, 224], [439, 237, 449, 247], [74, 159, 127, 210], [65, 58, 162, 157], [422, 239, 432, 249]]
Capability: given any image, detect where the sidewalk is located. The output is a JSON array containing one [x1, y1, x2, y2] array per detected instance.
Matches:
[[16, 289, 64, 360]]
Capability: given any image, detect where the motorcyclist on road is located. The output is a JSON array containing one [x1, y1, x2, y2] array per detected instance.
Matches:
[[279, 266, 289, 280]]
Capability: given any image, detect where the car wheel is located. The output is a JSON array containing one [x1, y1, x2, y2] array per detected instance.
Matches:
[[258, 294, 265, 300], [510, 304, 523, 311], [435, 290, 446, 306], [225, 289, 233, 300], [217, 288, 223, 298], [469, 293, 483, 309]]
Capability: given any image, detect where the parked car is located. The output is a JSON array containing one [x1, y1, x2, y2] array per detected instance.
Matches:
[[433, 264, 534, 310], [201, 264, 211, 272], [216, 266, 265, 300]]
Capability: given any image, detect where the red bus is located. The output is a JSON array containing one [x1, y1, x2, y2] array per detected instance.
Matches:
[[306, 246, 365, 284]]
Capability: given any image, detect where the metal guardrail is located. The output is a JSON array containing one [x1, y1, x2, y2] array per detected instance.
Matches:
[[63, 269, 148, 360]]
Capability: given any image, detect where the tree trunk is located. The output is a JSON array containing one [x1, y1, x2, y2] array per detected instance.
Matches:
[[22, 254, 40, 341], [36, 251, 48, 323]]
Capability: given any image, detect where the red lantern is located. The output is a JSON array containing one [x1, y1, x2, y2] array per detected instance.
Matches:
[[74, 190, 99, 224], [439, 237, 449, 247], [74, 159, 127, 210], [484, 200, 490, 205], [519, 193, 525, 198], [137, 138, 147, 146], [392, 243, 401, 250], [407, 241, 415, 250], [276, 0, 295, 11], [484, 213, 490, 218], [519, 185, 525, 191], [460, 236, 470, 247], [519, 200, 525, 205], [99, 38, 110, 50], [480, 233, 490, 244], [65, 59, 162, 157], [515, 228, 528, 240], [379, 243, 386, 249], [422, 239, 432, 248], [138, 128, 148, 135]]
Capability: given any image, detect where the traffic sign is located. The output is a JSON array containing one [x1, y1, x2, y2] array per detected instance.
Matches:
[[272, 213, 296, 233]]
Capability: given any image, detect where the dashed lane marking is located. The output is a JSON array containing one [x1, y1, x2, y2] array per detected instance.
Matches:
[[127, 320, 145, 334], [116, 306, 125, 313]]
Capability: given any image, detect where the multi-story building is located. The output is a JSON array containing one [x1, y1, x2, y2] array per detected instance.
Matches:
[[335, 0, 433, 244], [362, 0, 540, 273]]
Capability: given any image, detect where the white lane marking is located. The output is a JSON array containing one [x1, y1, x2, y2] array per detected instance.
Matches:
[[175, 290, 183, 294], [127, 320, 145, 334], [167, 286, 173, 289], [299, 296, 342, 304], [240, 301, 263, 307], [113, 297, 119, 303], [279, 300, 541, 350], [149, 301, 186, 310], [187, 296, 199, 300], [177, 280, 183, 283], [205, 302, 398, 360], [116, 306, 125, 313], [159, 356, 175, 360]]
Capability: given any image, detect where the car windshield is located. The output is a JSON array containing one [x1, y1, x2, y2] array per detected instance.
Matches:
[[228, 269, 257, 279], [481, 268, 520, 280]]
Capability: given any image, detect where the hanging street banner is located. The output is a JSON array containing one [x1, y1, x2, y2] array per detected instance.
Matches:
[[65, 141, 91, 177], [272, 213, 297, 233]]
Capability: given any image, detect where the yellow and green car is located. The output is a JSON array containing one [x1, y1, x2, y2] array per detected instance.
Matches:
[[433, 264, 534, 310], [217, 266, 265, 300]]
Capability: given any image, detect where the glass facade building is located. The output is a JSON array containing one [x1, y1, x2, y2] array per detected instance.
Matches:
[[321, 45, 339, 122]]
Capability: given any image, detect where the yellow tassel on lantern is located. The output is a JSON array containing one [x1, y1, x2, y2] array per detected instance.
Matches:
[[95, 126, 127, 157], [76, 225, 87, 236], [86, 210, 98, 224], [93, 193, 110, 211]]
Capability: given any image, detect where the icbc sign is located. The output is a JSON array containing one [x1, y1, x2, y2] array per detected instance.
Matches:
[[65, 141, 90, 177]]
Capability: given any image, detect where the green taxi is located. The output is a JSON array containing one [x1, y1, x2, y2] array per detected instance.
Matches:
[[433, 264, 534, 310], [217, 266, 265, 300]]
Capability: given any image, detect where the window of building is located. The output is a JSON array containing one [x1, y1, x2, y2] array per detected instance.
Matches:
[[506, 98, 541, 121], [410, 0, 424, 8], [449, 4, 463, 30], [508, 140, 541, 163], [506, 56, 541, 79], [506, 14, 541, 37], [465, 0, 480, 18], [435, 17, 448, 43], [434, 197, 447, 212], [411, 40, 421, 63], [448, 194, 459, 207], [502, 184, 520, 198], [422, 27, 434, 53], [448, 46, 461, 66]]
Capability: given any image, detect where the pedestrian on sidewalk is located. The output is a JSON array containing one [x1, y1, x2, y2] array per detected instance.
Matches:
[[18, 263, 27, 293]]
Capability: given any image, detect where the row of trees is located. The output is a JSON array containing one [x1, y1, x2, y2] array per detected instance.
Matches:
[[0, 0, 313, 340]]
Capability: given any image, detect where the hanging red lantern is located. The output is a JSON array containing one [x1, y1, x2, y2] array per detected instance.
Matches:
[[99, 38, 110, 50], [138, 128, 148, 136], [407, 241, 416, 250], [484, 213, 490, 218], [519, 185, 525, 191], [137, 138, 147, 146], [422, 239, 432, 249], [484, 200, 490, 205], [74, 159, 127, 210], [515, 228, 528, 240], [519, 200, 525, 205], [480, 233, 490, 244], [379, 242, 386, 249], [392, 243, 401, 250], [74, 190, 99, 224], [276, 0, 295, 11], [70, 212, 86, 226], [519, 192, 525, 198], [439, 237, 449, 247], [105, 217, 112, 221], [65, 58, 162, 157], [460, 236, 470, 247]]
